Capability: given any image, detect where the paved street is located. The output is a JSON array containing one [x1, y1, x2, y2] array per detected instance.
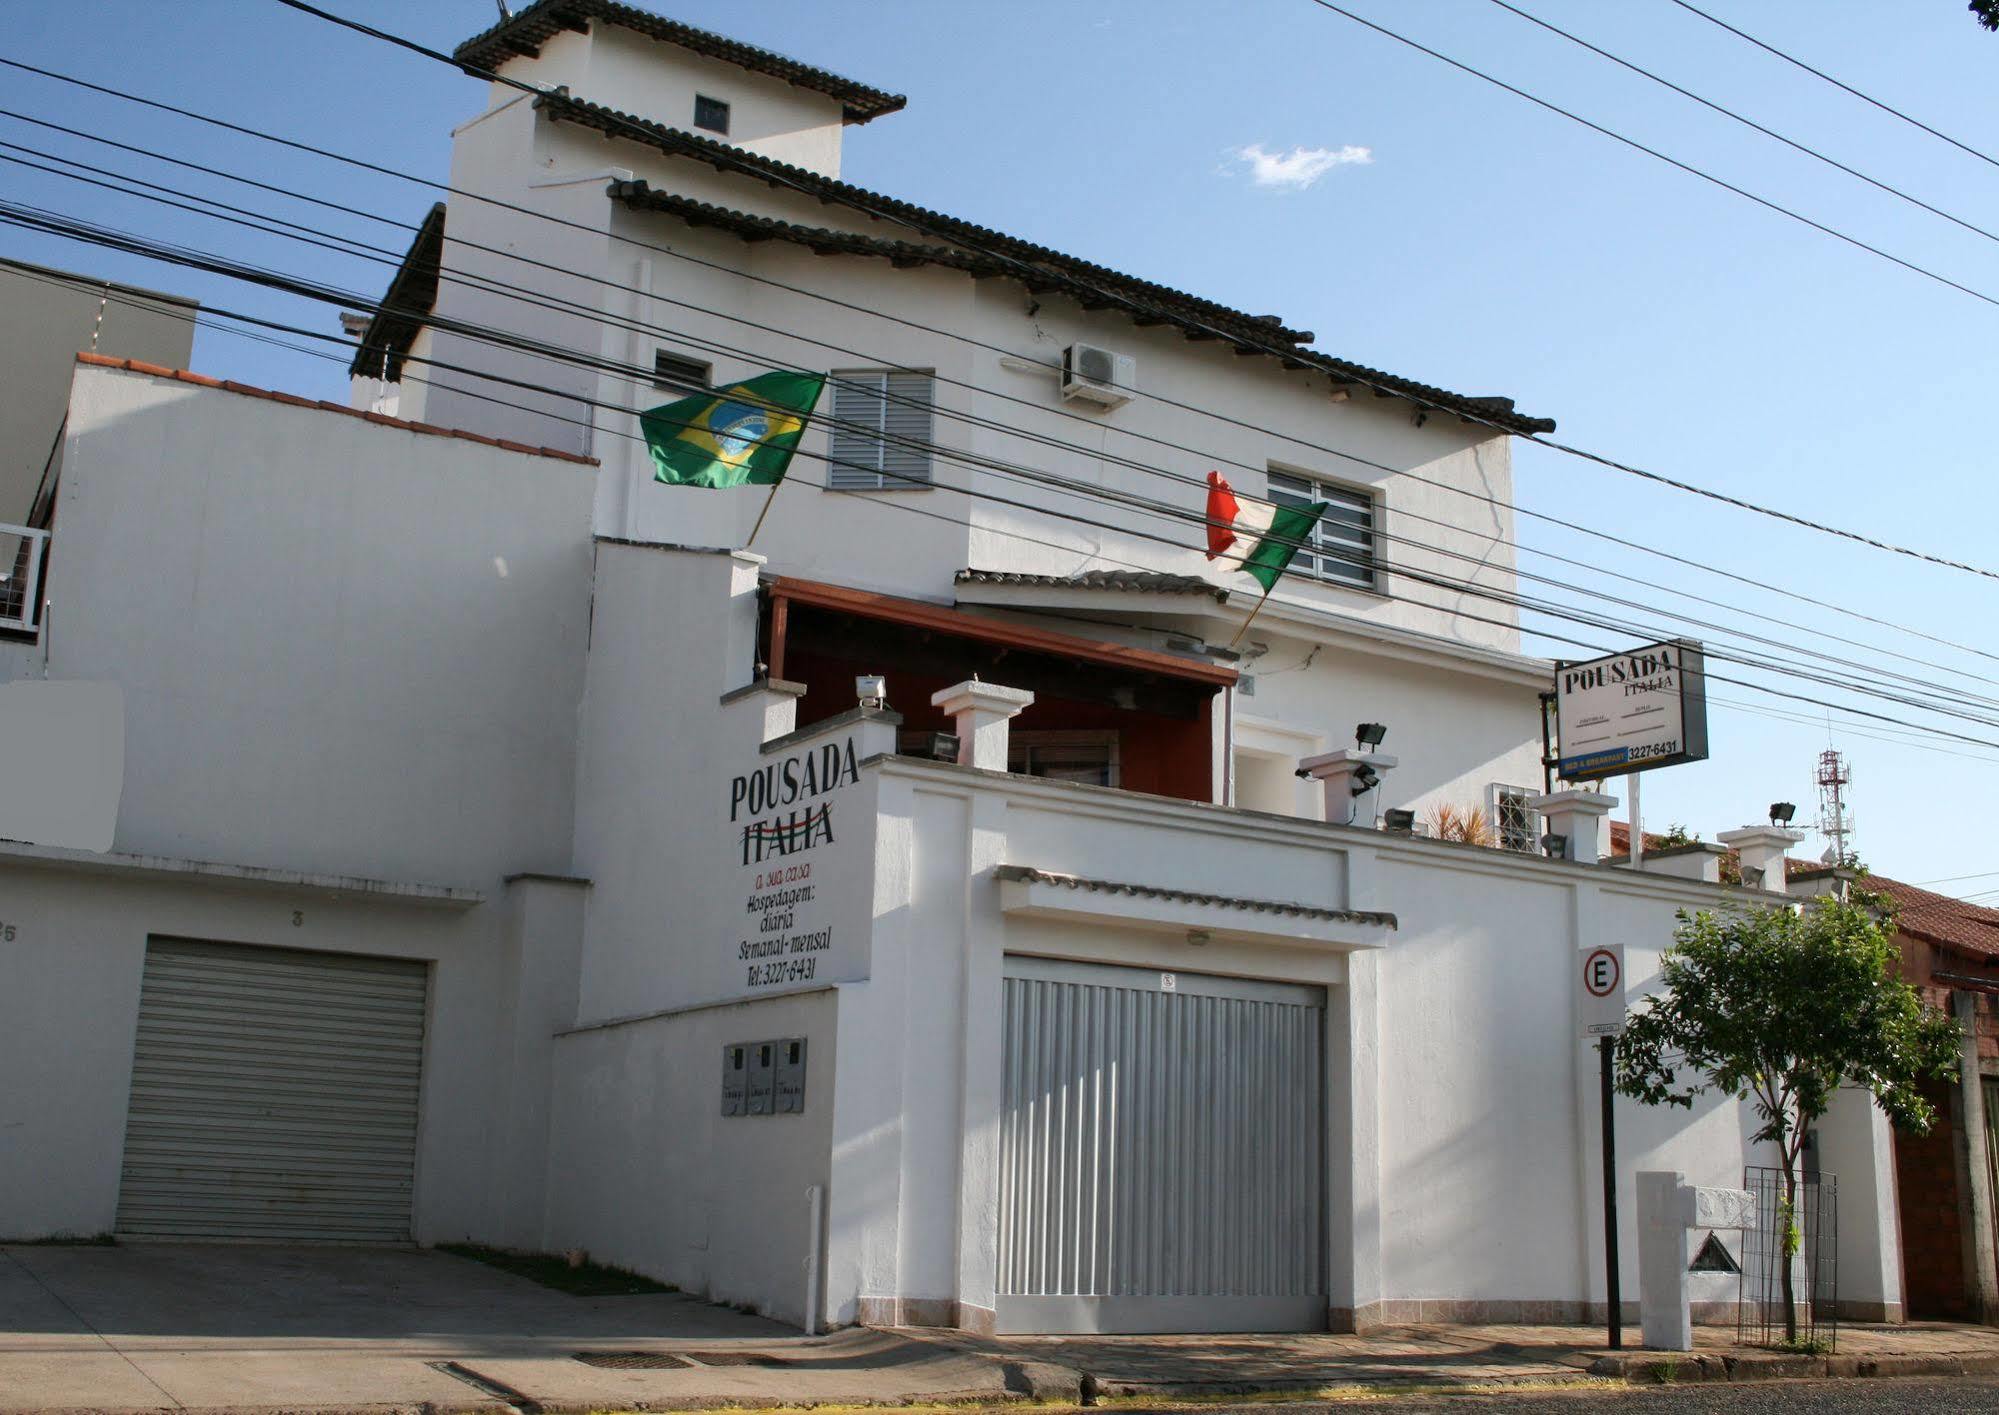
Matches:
[[1142, 1377, 1999, 1410]]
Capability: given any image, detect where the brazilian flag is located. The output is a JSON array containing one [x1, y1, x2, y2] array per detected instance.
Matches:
[[642, 370, 826, 488]]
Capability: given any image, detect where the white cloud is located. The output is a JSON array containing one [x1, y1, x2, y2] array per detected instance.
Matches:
[[1233, 142, 1373, 190]]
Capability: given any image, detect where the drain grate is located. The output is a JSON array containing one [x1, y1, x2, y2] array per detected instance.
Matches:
[[679, 1350, 789, 1368], [573, 1351, 696, 1369]]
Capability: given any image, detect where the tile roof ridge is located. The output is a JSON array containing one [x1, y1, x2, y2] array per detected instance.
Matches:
[[73, 353, 598, 466], [455, 0, 905, 123], [564, 97, 1558, 433]]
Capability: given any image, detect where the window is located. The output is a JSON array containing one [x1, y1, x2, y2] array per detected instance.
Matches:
[[1266, 470, 1378, 589], [1009, 731, 1119, 787], [654, 350, 711, 396], [828, 370, 935, 491], [693, 94, 731, 135], [1490, 784, 1540, 853]]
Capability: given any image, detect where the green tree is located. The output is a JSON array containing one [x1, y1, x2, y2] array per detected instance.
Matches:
[[1976, 0, 1999, 32], [1615, 895, 1959, 1342]]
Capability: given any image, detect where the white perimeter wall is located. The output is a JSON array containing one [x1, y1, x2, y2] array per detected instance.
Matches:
[[542, 988, 838, 1324], [47, 365, 596, 886]]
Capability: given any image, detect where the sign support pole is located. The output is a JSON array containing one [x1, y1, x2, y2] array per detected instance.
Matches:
[[1600, 1034, 1622, 1349]]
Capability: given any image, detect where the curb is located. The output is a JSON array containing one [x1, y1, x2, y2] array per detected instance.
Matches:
[[1588, 1349, 1999, 1384]]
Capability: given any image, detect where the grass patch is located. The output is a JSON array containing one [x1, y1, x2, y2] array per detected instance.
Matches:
[[436, 1242, 675, 1296], [1771, 1335, 1834, 1356]]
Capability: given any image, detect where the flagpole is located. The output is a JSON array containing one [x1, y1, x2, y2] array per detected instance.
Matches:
[[745, 477, 785, 549], [1228, 586, 1274, 650]]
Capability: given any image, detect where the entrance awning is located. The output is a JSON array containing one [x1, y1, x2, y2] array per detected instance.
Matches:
[[995, 864, 1395, 951], [764, 577, 1237, 689]]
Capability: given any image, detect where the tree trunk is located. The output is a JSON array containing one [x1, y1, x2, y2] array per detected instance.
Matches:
[[1779, 1158, 1799, 1344]]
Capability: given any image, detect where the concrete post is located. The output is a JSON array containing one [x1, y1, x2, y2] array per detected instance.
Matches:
[[1953, 989, 1999, 1323], [1525, 789, 1618, 864], [1638, 1172, 1755, 1350], [1715, 826, 1806, 894], [1298, 749, 1397, 827], [930, 681, 1033, 771]]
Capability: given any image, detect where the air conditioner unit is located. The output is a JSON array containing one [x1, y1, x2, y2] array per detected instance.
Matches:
[[1060, 343, 1136, 408]]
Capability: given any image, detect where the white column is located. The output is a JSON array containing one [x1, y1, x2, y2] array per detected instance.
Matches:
[[930, 681, 1034, 771], [1526, 789, 1619, 864], [1299, 749, 1397, 827], [1715, 826, 1806, 894]]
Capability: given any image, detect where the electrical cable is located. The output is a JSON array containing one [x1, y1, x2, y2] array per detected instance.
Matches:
[[1488, 0, 1999, 251], [7, 55, 1999, 668], [23, 237, 1999, 760], [14, 185, 1999, 741], [266, 0, 1999, 585], [12, 126, 1999, 726], [1664, 0, 1999, 175]]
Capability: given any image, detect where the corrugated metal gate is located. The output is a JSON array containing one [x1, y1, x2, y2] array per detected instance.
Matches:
[[116, 938, 428, 1241], [997, 956, 1326, 1333]]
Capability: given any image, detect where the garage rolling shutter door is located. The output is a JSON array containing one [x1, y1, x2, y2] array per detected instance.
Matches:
[[998, 956, 1326, 1334], [117, 938, 428, 1241]]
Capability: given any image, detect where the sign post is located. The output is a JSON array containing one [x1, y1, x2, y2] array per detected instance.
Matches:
[[1581, 944, 1627, 1349]]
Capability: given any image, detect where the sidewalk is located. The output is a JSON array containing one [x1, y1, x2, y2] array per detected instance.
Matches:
[[7, 1242, 1999, 1413], [924, 1319, 1999, 1399]]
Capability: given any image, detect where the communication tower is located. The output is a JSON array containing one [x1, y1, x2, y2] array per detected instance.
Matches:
[[1815, 747, 1853, 866]]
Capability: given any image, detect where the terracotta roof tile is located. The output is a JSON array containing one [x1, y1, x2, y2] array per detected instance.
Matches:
[[1868, 875, 1999, 961], [75, 353, 598, 467], [956, 568, 1231, 602], [454, 0, 905, 124], [995, 864, 1398, 930]]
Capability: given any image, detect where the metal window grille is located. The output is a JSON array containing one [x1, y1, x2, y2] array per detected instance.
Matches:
[[1737, 1166, 1838, 1351], [693, 95, 731, 135], [828, 370, 935, 491], [653, 351, 711, 396], [1492, 785, 1539, 853], [0, 524, 48, 635], [1266, 471, 1376, 589]]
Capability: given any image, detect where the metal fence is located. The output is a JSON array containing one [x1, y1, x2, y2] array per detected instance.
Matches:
[[1738, 1166, 1838, 1350]]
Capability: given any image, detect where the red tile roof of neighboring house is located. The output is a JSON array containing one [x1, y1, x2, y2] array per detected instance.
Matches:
[[75, 353, 598, 466], [1859, 875, 1999, 962]]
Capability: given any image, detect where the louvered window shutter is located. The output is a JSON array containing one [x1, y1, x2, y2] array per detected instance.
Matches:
[[828, 370, 934, 490]]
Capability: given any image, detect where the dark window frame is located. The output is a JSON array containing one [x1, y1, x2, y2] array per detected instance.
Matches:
[[693, 94, 731, 135]]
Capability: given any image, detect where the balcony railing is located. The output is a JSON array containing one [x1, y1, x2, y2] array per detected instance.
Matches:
[[0, 523, 48, 635]]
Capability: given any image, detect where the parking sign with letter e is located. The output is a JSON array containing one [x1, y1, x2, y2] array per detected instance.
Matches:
[[1580, 944, 1626, 1037]]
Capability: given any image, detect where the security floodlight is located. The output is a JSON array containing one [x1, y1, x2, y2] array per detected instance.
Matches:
[[1769, 801, 1797, 826], [1349, 763, 1380, 797], [855, 674, 887, 709], [1383, 808, 1417, 833], [1541, 831, 1569, 859], [1355, 722, 1388, 750], [910, 732, 957, 762]]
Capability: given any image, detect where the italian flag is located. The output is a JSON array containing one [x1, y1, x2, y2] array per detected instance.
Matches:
[[1205, 471, 1328, 593]]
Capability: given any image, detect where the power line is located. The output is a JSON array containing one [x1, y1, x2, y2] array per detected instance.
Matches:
[[8, 55, 1999, 664], [268, 0, 1999, 585], [18, 195, 1999, 757], [1489, 0, 1999, 250], [13, 141, 1999, 729], [1664, 0, 1999, 175]]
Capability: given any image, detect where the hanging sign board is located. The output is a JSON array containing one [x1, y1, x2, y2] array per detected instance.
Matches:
[[1580, 944, 1627, 1038], [1555, 639, 1709, 782]]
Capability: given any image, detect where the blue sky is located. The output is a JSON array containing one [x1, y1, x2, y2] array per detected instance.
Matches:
[[5, 1, 1996, 896]]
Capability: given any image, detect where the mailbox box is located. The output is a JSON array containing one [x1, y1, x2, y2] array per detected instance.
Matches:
[[775, 1037, 807, 1113], [746, 1040, 776, 1116], [721, 1042, 748, 1116]]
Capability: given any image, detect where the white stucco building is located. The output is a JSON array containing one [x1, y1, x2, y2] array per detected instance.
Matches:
[[3, 0, 1906, 1337]]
